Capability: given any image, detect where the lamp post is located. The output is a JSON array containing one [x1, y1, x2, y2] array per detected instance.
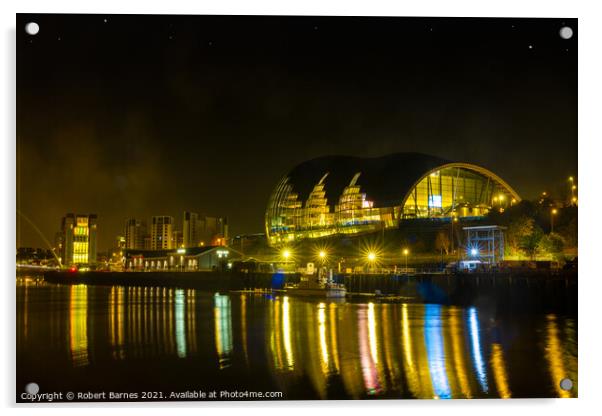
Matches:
[[367, 252, 376, 273], [551, 208, 558, 233], [403, 248, 409, 273]]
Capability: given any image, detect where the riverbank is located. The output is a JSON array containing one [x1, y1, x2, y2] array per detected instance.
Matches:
[[40, 269, 577, 312]]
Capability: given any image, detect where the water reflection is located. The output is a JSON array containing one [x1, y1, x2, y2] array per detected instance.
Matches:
[[467, 307, 489, 393], [17, 282, 578, 399], [545, 314, 578, 398], [69, 285, 89, 366], [490, 344, 511, 398], [448, 306, 472, 398], [424, 304, 451, 399], [214, 293, 232, 368]]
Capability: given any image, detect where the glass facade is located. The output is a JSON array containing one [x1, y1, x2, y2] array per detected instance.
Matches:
[[401, 167, 515, 219], [266, 161, 519, 246]]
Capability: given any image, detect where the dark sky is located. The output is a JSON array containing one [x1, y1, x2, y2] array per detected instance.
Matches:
[[16, 14, 577, 252]]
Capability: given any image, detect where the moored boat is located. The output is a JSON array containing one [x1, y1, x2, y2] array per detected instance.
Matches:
[[284, 266, 347, 298]]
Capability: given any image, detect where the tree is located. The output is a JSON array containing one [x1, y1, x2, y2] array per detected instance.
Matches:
[[538, 232, 566, 260], [505, 216, 535, 258], [519, 225, 544, 260], [557, 217, 577, 249], [435, 230, 451, 255]]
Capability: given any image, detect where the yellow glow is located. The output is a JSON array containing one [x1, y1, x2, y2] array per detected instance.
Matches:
[[69, 285, 89, 366], [282, 297, 294, 369], [545, 314, 571, 398], [449, 307, 472, 398], [318, 303, 329, 372], [552, 209, 558, 215], [498, 194, 505, 201], [282, 249, 291, 259], [572, 197, 577, 203], [572, 185, 576, 190], [490, 343, 512, 398], [329, 304, 340, 373], [569, 176, 573, 181], [319, 250, 326, 259], [367, 303, 378, 364], [368, 252, 376, 261], [240, 294, 248, 363], [403, 248, 409, 256]]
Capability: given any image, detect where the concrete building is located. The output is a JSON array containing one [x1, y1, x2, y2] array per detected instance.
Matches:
[[171, 230, 183, 249], [124, 218, 146, 250], [150, 216, 173, 250], [60, 213, 97, 266], [183, 211, 199, 247], [124, 246, 242, 271], [183, 211, 228, 247]]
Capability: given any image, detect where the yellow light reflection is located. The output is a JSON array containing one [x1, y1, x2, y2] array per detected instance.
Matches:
[[241, 294, 248, 364], [448, 307, 472, 398], [367, 302, 378, 364], [214, 294, 233, 368], [358, 305, 381, 395], [490, 343, 511, 398], [545, 314, 572, 398], [282, 296, 294, 369], [69, 284, 89, 366], [329, 303, 340, 373], [318, 303, 329, 372]]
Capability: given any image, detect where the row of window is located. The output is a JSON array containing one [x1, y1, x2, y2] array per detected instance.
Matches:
[[266, 167, 516, 245]]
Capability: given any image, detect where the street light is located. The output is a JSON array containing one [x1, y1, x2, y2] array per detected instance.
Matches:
[[551, 209, 558, 233], [282, 249, 291, 260], [318, 250, 327, 262], [367, 252, 377, 273], [403, 248, 409, 273]]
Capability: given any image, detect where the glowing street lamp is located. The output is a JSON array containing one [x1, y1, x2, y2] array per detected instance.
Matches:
[[318, 250, 327, 261], [403, 248, 409, 273], [470, 248, 479, 257], [551, 209, 558, 233], [367, 252, 376, 262], [282, 249, 291, 261]]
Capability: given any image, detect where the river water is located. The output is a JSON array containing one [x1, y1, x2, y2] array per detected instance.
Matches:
[[16, 278, 577, 401]]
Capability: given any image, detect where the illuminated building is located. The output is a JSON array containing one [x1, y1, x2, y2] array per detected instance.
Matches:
[[463, 225, 506, 265], [124, 218, 146, 250], [123, 246, 242, 271], [265, 153, 521, 246], [115, 235, 126, 250], [171, 230, 183, 248], [183, 211, 229, 247], [183, 211, 200, 247], [150, 216, 173, 250], [60, 213, 97, 265]]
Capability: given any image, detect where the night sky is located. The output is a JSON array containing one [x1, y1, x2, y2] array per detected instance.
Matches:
[[16, 14, 577, 251]]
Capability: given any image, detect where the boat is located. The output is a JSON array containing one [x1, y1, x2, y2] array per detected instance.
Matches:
[[284, 266, 347, 298]]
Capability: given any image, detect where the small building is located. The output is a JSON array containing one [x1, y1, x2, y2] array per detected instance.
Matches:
[[124, 246, 243, 271], [60, 213, 98, 266], [463, 225, 506, 266]]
